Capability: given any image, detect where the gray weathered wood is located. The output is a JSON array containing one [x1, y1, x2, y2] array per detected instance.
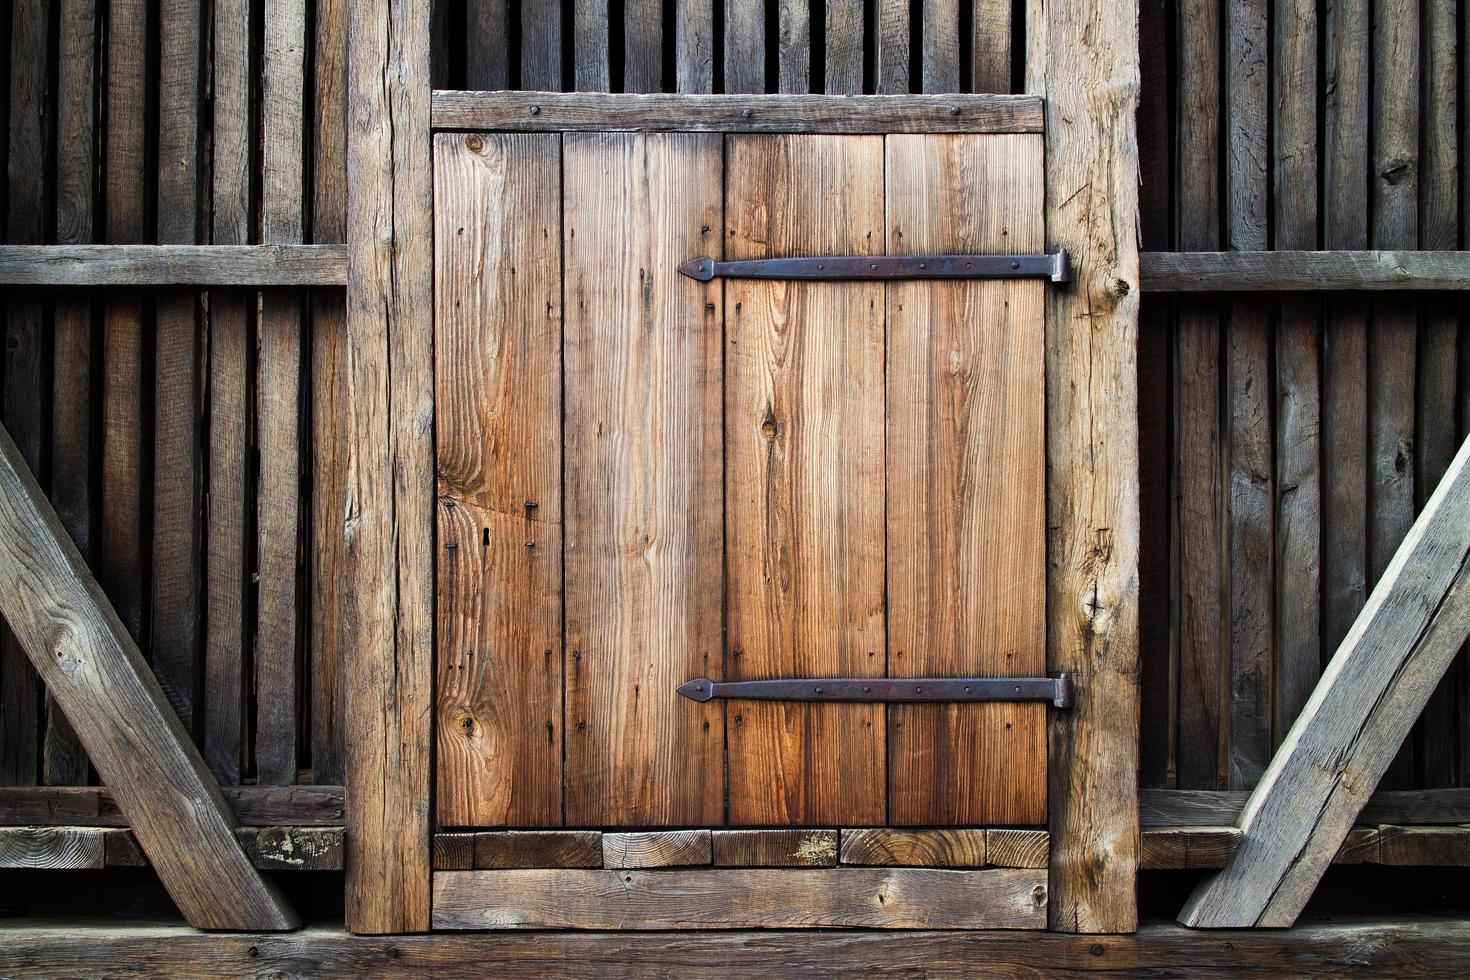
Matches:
[[431, 868, 1048, 930], [0, 424, 298, 929], [0, 827, 106, 869], [723, 0, 765, 94], [0, 784, 345, 826], [1139, 827, 1242, 869], [103, 827, 344, 871], [0, 244, 347, 286], [603, 831, 714, 869], [1142, 250, 1470, 292], [1141, 787, 1470, 827], [1181, 435, 1470, 927], [430, 91, 1044, 133]]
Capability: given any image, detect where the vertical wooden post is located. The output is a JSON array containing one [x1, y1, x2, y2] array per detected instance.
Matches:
[[1027, 0, 1143, 934], [344, 0, 435, 936]]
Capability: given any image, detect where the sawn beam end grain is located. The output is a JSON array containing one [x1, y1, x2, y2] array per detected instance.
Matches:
[[430, 868, 1048, 930], [0, 244, 348, 286]]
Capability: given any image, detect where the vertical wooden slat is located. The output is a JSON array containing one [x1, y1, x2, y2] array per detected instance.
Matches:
[[875, 0, 910, 93], [724, 134, 886, 826], [522, 2, 562, 91], [575, 0, 611, 91], [562, 132, 724, 827], [310, 0, 348, 787], [1271, 0, 1320, 740], [778, 0, 810, 93], [207, 0, 252, 786], [724, 0, 767, 94], [1416, 0, 1459, 785], [1224, 0, 1272, 788], [1028, 0, 1141, 932], [921, 0, 960, 92], [625, 0, 662, 92], [884, 133, 1046, 826], [466, 0, 509, 90], [823, 0, 863, 94], [675, 1, 714, 93], [344, 0, 435, 934], [257, 0, 306, 786], [434, 133, 562, 828], [1, 0, 50, 786], [1369, 0, 1418, 788], [971, 0, 1011, 92], [45, 0, 96, 786], [152, 0, 203, 736]]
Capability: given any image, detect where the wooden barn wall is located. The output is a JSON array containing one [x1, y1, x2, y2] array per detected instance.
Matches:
[[1136, 0, 1470, 792], [0, 0, 348, 790]]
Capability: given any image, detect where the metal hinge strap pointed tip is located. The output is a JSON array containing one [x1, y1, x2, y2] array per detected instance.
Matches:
[[677, 674, 1074, 708], [677, 251, 1069, 283]]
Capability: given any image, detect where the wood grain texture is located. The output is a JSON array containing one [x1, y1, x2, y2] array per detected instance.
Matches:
[[823, 0, 863, 95], [675, 0, 714, 93], [1180, 436, 1470, 928], [431, 868, 1048, 929], [603, 831, 713, 869], [0, 827, 105, 869], [723, 0, 766, 94], [875, 0, 909, 93], [1027, 0, 1141, 931], [921, 0, 959, 92], [712, 829, 839, 867], [0, 426, 298, 929], [562, 133, 724, 827], [1139, 827, 1242, 869], [0, 244, 348, 285], [344, 0, 435, 933], [520, 0, 561, 90], [574, 0, 610, 91], [473, 831, 603, 869], [724, 134, 885, 826], [971, 0, 1011, 93], [986, 829, 1050, 868], [838, 829, 987, 867], [103, 826, 345, 871], [1139, 250, 1470, 292], [777, 0, 810, 93], [1141, 787, 1470, 827], [434, 133, 562, 827], [624, 0, 661, 92], [430, 92, 1046, 134], [884, 133, 1046, 826]]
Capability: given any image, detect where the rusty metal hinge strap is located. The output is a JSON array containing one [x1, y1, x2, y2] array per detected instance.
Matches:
[[677, 251, 1070, 283], [677, 674, 1073, 709]]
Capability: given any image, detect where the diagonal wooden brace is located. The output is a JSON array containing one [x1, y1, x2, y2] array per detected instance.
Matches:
[[0, 424, 298, 930], [1180, 433, 1470, 928]]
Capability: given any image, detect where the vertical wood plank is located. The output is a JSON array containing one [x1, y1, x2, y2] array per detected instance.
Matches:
[[345, 0, 435, 933], [1224, 0, 1272, 788], [466, 0, 509, 90], [522, 1, 562, 91], [207, 0, 252, 786], [921, 0, 960, 93], [102, 0, 146, 649], [310, 0, 348, 786], [884, 134, 1046, 826], [971, 0, 1011, 93], [152, 0, 203, 737], [257, 0, 307, 786], [676, 0, 714, 93], [823, 0, 863, 94], [778, 0, 810, 92], [575, 0, 611, 91], [1271, 0, 1320, 740], [625, 0, 662, 92], [725, 134, 886, 826], [1027, 0, 1142, 932], [1369, 0, 1418, 787], [434, 133, 563, 828], [875, 0, 910, 93], [1, 0, 51, 787], [1174, 0, 1222, 790], [562, 133, 724, 827], [724, 0, 767, 94], [45, 0, 97, 786]]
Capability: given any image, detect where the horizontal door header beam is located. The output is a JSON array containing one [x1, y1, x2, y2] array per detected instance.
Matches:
[[431, 91, 1045, 134], [0, 244, 347, 287], [1142, 250, 1470, 292]]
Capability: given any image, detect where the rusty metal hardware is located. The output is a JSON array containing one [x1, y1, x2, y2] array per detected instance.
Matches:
[[677, 251, 1070, 283], [677, 674, 1073, 709]]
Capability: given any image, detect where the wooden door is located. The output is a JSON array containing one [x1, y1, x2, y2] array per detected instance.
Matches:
[[434, 129, 1045, 830]]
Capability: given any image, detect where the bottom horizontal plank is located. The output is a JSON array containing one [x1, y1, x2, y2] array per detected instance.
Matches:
[[1139, 825, 1470, 870], [103, 827, 344, 871], [431, 868, 1048, 930], [0, 827, 106, 869]]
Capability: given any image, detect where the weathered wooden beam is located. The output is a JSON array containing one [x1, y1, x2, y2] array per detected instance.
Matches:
[[344, 0, 435, 935], [102, 827, 345, 871], [0, 784, 346, 826], [0, 244, 347, 286], [0, 424, 298, 930], [1141, 250, 1470, 293], [431, 868, 1049, 930], [430, 90, 1045, 133], [1027, 0, 1142, 935], [0, 827, 107, 869], [1141, 787, 1470, 827], [1180, 434, 1470, 928]]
